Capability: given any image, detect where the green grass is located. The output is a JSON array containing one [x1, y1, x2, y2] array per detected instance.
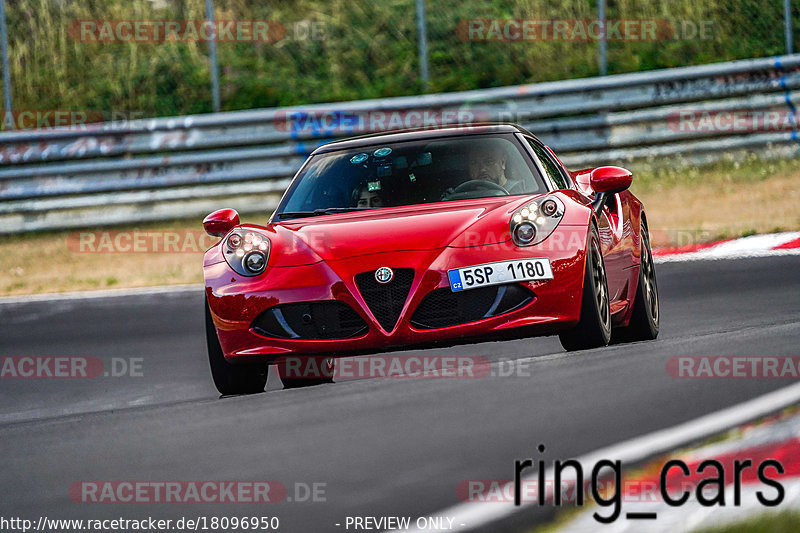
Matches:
[[1, 0, 795, 120], [694, 511, 800, 533], [631, 153, 800, 190]]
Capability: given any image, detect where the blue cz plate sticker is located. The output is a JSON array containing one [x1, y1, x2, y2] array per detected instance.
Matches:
[[448, 258, 553, 292], [448, 270, 464, 291]]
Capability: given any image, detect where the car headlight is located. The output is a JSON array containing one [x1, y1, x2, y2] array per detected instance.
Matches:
[[510, 197, 564, 246], [224, 230, 270, 276]]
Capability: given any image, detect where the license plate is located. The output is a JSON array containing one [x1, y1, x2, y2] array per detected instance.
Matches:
[[448, 258, 553, 292]]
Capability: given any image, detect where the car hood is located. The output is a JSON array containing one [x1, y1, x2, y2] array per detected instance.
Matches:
[[271, 197, 534, 263]]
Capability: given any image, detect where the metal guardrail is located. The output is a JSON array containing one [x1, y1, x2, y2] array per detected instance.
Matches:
[[2, 54, 800, 233]]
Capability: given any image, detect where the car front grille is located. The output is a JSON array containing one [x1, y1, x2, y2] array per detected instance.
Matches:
[[251, 301, 368, 339], [354, 268, 415, 332], [410, 284, 534, 330]]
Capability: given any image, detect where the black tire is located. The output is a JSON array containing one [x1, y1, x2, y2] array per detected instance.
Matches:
[[277, 356, 335, 388], [559, 225, 612, 351], [613, 222, 660, 343], [205, 299, 268, 395]]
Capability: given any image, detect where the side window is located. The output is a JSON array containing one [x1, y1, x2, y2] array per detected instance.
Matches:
[[526, 139, 568, 190]]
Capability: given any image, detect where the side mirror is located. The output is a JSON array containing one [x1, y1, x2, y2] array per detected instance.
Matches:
[[589, 167, 632, 214], [203, 208, 240, 237], [590, 166, 633, 194]]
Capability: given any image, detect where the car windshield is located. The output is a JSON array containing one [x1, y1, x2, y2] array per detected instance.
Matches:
[[274, 134, 547, 219]]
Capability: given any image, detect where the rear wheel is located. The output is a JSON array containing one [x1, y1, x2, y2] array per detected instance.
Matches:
[[559, 225, 612, 351], [205, 299, 268, 395], [613, 222, 660, 343], [277, 356, 335, 388]]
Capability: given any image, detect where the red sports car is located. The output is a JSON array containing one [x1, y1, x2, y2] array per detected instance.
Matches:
[[202, 124, 659, 394]]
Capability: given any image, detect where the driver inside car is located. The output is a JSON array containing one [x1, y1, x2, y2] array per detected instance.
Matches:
[[467, 142, 524, 193], [352, 181, 385, 208]]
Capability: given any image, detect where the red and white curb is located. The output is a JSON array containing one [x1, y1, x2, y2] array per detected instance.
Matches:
[[654, 231, 800, 263], [400, 383, 800, 532], [553, 410, 800, 533]]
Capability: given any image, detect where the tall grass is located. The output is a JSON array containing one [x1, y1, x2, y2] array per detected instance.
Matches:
[[0, 0, 793, 120]]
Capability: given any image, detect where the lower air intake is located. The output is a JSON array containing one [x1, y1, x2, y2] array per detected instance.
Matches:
[[251, 301, 368, 339], [410, 284, 534, 329]]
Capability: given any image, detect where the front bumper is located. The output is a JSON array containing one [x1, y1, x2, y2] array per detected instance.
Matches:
[[205, 232, 587, 363]]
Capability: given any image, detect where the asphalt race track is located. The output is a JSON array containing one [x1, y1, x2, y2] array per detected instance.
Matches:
[[2, 255, 800, 532]]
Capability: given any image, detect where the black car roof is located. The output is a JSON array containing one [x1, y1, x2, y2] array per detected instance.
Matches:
[[311, 123, 540, 154]]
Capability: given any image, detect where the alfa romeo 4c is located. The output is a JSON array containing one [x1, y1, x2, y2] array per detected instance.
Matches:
[[202, 124, 659, 394]]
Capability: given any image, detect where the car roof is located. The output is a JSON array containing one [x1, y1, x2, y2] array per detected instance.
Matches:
[[311, 123, 540, 154]]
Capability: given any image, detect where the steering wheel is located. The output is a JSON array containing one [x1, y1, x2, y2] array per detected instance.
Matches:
[[451, 179, 509, 195]]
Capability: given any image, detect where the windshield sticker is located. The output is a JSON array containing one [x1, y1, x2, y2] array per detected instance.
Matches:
[[367, 180, 382, 192], [373, 147, 392, 158]]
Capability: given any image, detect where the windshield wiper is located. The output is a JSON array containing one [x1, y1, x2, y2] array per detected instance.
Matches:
[[276, 207, 372, 220]]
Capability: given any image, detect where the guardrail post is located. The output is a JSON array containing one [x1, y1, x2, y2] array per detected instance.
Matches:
[[0, 0, 13, 128], [598, 0, 607, 76], [786, 0, 794, 55], [205, 0, 221, 113], [416, 0, 430, 91]]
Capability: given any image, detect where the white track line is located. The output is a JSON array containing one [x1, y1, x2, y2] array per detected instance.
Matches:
[[0, 283, 202, 305], [401, 382, 800, 532]]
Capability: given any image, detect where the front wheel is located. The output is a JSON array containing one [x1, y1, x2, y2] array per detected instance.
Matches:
[[559, 225, 612, 351], [205, 299, 268, 395]]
